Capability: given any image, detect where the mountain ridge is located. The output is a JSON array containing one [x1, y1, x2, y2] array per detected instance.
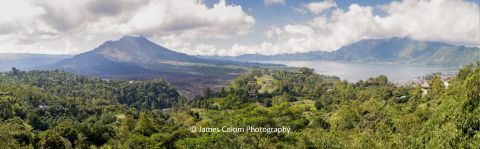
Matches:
[[45, 35, 247, 78], [41, 35, 283, 98], [92, 35, 206, 65], [202, 37, 480, 67]]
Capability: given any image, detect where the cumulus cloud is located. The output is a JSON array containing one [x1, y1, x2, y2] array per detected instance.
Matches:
[[377, 0, 479, 45], [0, 0, 478, 56], [264, 0, 285, 6], [214, 0, 479, 56], [118, 0, 255, 38], [0, 0, 254, 54], [302, 0, 337, 14]]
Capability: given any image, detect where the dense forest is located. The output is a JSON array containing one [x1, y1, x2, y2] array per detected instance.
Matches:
[[1, 62, 479, 148]]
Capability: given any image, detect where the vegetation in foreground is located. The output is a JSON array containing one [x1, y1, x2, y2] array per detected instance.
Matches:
[[0, 62, 479, 148]]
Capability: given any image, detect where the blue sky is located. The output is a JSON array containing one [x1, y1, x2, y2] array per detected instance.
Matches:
[[0, 0, 478, 56], [195, 0, 398, 49], [206, 0, 398, 24], [191, 0, 480, 55], [211, 0, 394, 32]]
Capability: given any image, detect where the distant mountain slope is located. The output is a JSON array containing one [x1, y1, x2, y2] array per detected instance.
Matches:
[[51, 52, 153, 76], [332, 38, 480, 66], [92, 35, 206, 65], [203, 38, 480, 67], [42, 35, 284, 98], [0, 53, 71, 71], [201, 51, 332, 62], [45, 35, 255, 78]]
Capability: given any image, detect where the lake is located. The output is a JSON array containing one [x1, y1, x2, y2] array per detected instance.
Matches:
[[259, 61, 457, 83]]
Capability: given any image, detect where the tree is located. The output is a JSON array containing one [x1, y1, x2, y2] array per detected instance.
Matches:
[[299, 67, 314, 75], [462, 67, 480, 111], [55, 120, 78, 145], [11, 67, 20, 76], [330, 105, 359, 130], [0, 118, 33, 148], [0, 98, 14, 120], [122, 134, 156, 149], [314, 101, 324, 110], [377, 75, 389, 85], [134, 113, 158, 136], [40, 130, 68, 149], [427, 75, 445, 100], [27, 113, 49, 131], [457, 64, 474, 80], [84, 122, 115, 146], [311, 117, 330, 129], [203, 87, 213, 98]]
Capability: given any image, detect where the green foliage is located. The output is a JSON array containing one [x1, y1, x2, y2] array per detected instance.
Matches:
[[0, 62, 479, 148], [40, 130, 68, 149], [426, 75, 445, 100], [0, 70, 182, 148], [299, 67, 314, 75], [330, 104, 360, 130], [314, 100, 324, 110], [133, 113, 158, 136], [310, 117, 330, 129], [228, 68, 338, 102], [54, 120, 78, 144]]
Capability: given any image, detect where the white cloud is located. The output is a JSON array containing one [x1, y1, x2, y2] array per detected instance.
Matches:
[[377, 0, 480, 46], [105, 0, 255, 39], [210, 0, 479, 56], [0, 0, 255, 54], [0, 0, 478, 56], [264, 0, 285, 6], [303, 0, 337, 14]]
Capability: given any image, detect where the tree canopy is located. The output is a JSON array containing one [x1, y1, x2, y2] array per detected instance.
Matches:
[[0, 62, 479, 148]]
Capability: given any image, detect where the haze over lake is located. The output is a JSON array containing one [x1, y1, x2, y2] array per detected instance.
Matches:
[[260, 61, 457, 83]]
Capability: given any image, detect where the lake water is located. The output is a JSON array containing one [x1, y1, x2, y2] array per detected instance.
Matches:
[[259, 61, 457, 83]]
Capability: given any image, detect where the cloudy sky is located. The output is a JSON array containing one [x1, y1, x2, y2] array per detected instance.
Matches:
[[0, 0, 478, 56]]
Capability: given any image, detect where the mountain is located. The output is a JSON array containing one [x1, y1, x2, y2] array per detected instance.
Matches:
[[43, 35, 283, 98], [203, 38, 480, 67], [332, 38, 480, 66], [201, 51, 332, 62], [50, 52, 155, 77], [91, 35, 205, 64], [48, 36, 227, 77], [0, 53, 71, 71]]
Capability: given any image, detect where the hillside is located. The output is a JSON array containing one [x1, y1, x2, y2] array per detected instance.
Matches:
[[204, 38, 480, 67], [1, 62, 479, 148], [333, 38, 480, 66], [0, 70, 181, 110], [43, 35, 284, 98], [46, 35, 248, 77]]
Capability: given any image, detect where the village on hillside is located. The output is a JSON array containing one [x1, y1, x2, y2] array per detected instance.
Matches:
[[398, 72, 456, 95]]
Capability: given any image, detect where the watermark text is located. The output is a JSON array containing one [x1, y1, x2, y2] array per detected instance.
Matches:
[[189, 126, 290, 134]]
